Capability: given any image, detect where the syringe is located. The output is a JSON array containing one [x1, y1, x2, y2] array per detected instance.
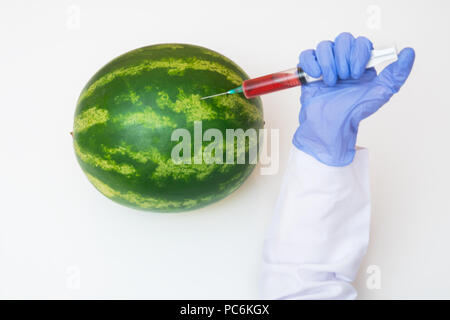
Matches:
[[201, 47, 397, 100]]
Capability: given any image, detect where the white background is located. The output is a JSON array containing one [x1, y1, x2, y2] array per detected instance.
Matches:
[[0, 0, 449, 299]]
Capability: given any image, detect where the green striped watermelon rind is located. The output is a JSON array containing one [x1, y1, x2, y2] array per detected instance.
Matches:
[[73, 43, 264, 212]]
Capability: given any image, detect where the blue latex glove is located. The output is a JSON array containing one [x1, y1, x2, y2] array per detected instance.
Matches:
[[293, 33, 415, 166]]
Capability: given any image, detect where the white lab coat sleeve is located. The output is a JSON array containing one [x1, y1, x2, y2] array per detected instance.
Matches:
[[260, 147, 371, 300]]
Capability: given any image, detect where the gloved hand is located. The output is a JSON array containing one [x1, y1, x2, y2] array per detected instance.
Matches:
[[293, 32, 415, 166]]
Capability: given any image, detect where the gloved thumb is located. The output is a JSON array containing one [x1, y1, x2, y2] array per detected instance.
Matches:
[[376, 47, 415, 94]]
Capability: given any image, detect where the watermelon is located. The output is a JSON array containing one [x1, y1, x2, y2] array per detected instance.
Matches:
[[73, 44, 264, 212]]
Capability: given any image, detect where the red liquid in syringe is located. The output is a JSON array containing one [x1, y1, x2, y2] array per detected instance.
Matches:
[[242, 68, 303, 99]]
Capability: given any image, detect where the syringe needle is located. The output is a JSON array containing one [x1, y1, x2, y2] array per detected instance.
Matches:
[[201, 86, 243, 100], [200, 92, 229, 100]]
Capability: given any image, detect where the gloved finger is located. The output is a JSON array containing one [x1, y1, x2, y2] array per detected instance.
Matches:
[[316, 40, 337, 86], [360, 68, 377, 82], [376, 47, 415, 94], [343, 68, 377, 86], [350, 36, 373, 79], [299, 49, 322, 78], [334, 32, 354, 80]]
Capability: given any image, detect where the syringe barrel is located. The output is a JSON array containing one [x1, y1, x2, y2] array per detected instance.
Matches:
[[242, 67, 306, 99]]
